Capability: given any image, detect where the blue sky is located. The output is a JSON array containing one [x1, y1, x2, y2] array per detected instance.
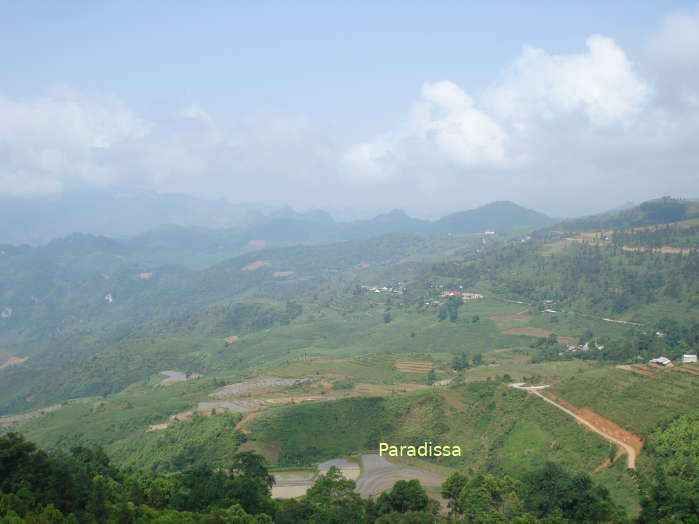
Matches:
[[1, 1, 699, 217]]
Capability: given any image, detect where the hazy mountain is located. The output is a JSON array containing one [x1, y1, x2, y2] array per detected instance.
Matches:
[[433, 201, 556, 234], [553, 197, 699, 231], [0, 189, 555, 247], [0, 190, 275, 245]]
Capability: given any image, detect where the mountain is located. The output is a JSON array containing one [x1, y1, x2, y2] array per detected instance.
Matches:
[[553, 197, 699, 232], [0, 189, 556, 248], [433, 201, 556, 235], [337, 209, 432, 240], [0, 190, 275, 245]]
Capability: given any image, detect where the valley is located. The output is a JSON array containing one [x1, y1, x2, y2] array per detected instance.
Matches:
[[2, 197, 699, 522]]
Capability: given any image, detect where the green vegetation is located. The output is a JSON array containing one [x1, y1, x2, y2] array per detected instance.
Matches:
[[4, 197, 699, 522], [552, 367, 699, 436], [110, 412, 246, 473], [1, 433, 639, 523]]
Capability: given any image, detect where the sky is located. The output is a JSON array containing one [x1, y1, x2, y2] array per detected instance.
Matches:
[[1, 1, 698, 218]]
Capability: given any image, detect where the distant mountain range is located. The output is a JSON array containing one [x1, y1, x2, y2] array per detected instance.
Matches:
[[0, 190, 556, 250], [553, 197, 699, 232], [0, 190, 276, 245]]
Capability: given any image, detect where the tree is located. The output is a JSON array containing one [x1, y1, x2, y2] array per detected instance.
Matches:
[[376, 480, 431, 514], [451, 353, 470, 371], [441, 472, 468, 515], [472, 353, 483, 366], [384, 312, 393, 324], [521, 462, 623, 523], [230, 451, 274, 488], [426, 369, 436, 386], [305, 466, 366, 523]]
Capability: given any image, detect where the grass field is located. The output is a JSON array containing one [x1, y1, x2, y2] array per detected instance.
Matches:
[[552, 366, 699, 437]]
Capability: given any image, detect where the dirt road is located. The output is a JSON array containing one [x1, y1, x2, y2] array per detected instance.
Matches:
[[510, 384, 638, 469]]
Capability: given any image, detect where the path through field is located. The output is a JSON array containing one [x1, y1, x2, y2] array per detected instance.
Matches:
[[510, 384, 638, 469]]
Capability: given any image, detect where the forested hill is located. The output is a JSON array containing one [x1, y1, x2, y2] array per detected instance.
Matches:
[[428, 198, 699, 323], [552, 197, 699, 232], [0, 232, 428, 342], [433, 201, 554, 235]]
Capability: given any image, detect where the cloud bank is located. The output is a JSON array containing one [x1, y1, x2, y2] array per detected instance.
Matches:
[[1, 6, 698, 216]]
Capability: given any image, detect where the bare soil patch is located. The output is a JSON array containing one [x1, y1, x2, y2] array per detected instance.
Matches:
[[273, 271, 295, 278], [677, 366, 699, 376], [541, 391, 643, 468], [242, 260, 271, 271], [0, 404, 61, 427], [235, 412, 259, 434], [0, 355, 28, 369], [224, 335, 240, 343], [504, 327, 552, 338], [577, 407, 644, 456], [617, 365, 654, 377], [354, 383, 388, 396], [396, 361, 434, 373], [139, 272, 154, 280]]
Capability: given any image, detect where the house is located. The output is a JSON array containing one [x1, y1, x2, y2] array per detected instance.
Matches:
[[655, 331, 667, 338], [682, 354, 698, 363], [484, 229, 496, 235], [462, 293, 484, 300], [650, 357, 672, 366]]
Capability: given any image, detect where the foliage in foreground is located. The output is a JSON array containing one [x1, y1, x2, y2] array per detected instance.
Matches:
[[0, 432, 655, 523]]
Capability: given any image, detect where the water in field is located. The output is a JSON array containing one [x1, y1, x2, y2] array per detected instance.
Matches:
[[270, 455, 440, 499], [271, 469, 316, 498]]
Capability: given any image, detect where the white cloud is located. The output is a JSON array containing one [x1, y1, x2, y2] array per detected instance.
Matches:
[[0, 88, 151, 196], [343, 80, 521, 182], [0, 89, 334, 201], [648, 6, 699, 66], [647, 5, 699, 107], [486, 35, 650, 126], [343, 35, 650, 183], [1, 6, 698, 218]]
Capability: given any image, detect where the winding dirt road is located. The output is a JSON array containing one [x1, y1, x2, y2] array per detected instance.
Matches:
[[510, 384, 637, 469]]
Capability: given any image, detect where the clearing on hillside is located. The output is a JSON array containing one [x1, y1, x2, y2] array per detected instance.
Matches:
[[242, 260, 271, 271], [395, 361, 434, 373], [504, 327, 553, 338], [617, 365, 654, 377], [0, 355, 28, 369]]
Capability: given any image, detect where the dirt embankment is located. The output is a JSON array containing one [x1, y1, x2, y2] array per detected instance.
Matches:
[[242, 260, 271, 271], [541, 391, 642, 469], [0, 355, 28, 369], [617, 365, 654, 377], [395, 361, 434, 373]]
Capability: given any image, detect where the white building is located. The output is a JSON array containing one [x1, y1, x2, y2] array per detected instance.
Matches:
[[682, 354, 698, 363], [650, 357, 671, 366]]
